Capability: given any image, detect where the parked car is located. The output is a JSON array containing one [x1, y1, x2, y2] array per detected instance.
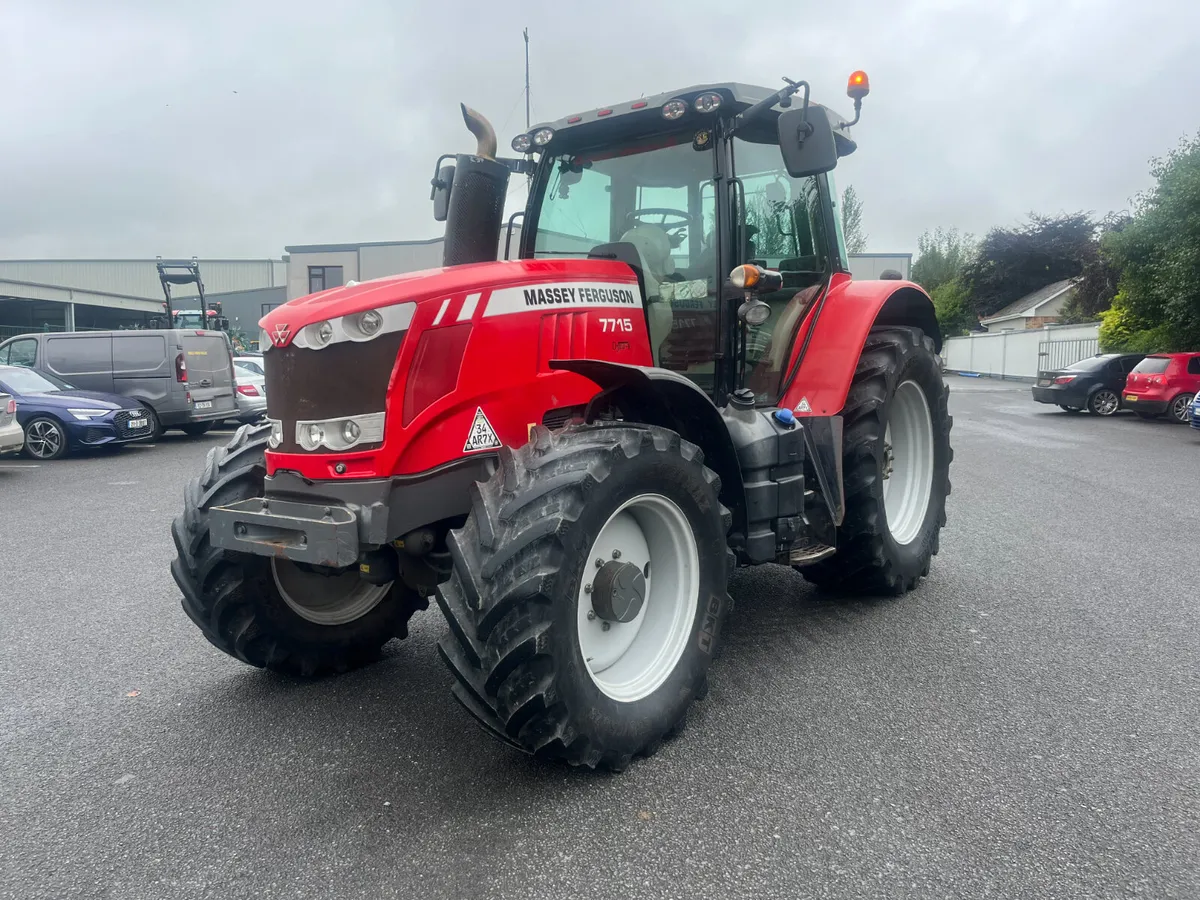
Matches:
[[0, 364, 154, 460], [0, 329, 237, 437], [1032, 353, 1145, 416], [1122, 352, 1200, 423], [231, 357, 267, 425], [1190, 391, 1200, 431], [0, 391, 23, 457]]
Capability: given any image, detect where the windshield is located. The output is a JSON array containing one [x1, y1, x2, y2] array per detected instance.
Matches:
[[0, 366, 74, 393]]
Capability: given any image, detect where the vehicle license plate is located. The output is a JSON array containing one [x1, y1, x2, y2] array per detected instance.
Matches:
[[128, 418, 148, 429], [1125, 395, 1137, 402], [1037, 379, 1051, 386], [195, 401, 213, 410]]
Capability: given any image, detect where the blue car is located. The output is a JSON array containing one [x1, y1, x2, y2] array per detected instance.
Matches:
[[1191, 391, 1200, 431], [0, 364, 155, 460]]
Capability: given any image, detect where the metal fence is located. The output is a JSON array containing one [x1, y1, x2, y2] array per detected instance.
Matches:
[[1037, 336, 1100, 374]]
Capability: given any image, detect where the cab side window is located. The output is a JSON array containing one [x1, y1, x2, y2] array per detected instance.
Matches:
[[5, 339, 37, 367]]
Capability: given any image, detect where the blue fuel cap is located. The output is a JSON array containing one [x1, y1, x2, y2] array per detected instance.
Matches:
[[773, 408, 796, 428]]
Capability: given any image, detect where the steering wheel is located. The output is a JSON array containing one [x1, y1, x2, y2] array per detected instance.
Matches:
[[626, 208, 697, 247]]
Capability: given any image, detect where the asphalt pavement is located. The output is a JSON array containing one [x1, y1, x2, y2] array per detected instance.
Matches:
[[1, 379, 1197, 900]]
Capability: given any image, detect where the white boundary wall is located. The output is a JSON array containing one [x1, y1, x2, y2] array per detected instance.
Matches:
[[941, 323, 1101, 381]]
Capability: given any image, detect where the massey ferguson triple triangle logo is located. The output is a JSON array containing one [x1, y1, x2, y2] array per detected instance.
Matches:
[[271, 323, 291, 346]]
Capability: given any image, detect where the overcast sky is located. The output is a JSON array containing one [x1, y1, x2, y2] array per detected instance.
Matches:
[[3, 0, 1198, 260]]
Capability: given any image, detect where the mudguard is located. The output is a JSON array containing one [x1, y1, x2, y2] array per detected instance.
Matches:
[[778, 273, 940, 417], [550, 359, 747, 541]]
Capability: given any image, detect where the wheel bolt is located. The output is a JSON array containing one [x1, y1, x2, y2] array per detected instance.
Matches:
[[587, 610, 596, 620], [584, 583, 592, 594], [602, 622, 611, 632], [612, 549, 621, 559], [595, 558, 604, 569]]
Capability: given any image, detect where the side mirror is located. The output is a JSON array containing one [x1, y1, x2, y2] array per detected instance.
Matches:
[[776, 105, 838, 179], [432, 163, 455, 222]]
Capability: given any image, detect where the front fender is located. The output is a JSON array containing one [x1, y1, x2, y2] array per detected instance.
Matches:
[[550, 359, 746, 542], [778, 274, 940, 417]]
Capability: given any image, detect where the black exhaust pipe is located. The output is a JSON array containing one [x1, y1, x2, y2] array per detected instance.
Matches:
[[443, 104, 511, 268]]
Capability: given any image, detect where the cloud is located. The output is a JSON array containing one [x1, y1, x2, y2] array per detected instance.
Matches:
[[2, 0, 1198, 258]]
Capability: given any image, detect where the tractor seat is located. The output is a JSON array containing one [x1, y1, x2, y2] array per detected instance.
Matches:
[[618, 226, 677, 366]]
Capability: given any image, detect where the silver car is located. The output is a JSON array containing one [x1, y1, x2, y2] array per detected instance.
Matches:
[[0, 392, 22, 456], [232, 357, 267, 424]]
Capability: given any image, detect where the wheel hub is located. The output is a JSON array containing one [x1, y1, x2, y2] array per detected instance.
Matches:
[[591, 560, 647, 624]]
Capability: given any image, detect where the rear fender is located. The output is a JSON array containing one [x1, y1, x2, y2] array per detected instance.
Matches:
[[550, 360, 746, 541], [778, 274, 940, 417]]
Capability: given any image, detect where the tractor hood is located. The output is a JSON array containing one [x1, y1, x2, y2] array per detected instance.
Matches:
[[258, 258, 641, 350]]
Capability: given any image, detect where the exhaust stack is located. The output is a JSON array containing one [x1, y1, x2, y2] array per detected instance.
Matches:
[[442, 104, 510, 268]]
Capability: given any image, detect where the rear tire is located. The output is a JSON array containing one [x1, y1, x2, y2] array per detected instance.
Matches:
[[170, 423, 425, 676], [1169, 394, 1192, 424], [802, 326, 952, 595], [435, 424, 732, 770], [1087, 389, 1119, 416], [181, 422, 213, 437]]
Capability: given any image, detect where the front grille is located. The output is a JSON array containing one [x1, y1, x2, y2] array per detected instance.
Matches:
[[113, 410, 154, 439], [265, 331, 407, 453]]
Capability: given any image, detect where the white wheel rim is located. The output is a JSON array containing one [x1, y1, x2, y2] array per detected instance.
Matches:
[[882, 380, 935, 546], [271, 559, 389, 626], [576, 493, 699, 703]]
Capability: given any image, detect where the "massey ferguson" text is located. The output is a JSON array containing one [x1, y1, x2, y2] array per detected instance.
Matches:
[[522, 286, 637, 307]]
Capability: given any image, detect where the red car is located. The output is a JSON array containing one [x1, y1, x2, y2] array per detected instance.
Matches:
[[1122, 352, 1200, 423]]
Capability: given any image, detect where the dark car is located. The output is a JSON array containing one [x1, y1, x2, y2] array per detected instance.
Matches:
[[1032, 353, 1145, 416], [0, 364, 155, 460]]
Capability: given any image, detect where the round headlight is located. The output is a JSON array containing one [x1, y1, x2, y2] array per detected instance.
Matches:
[[306, 423, 324, 447], [341, 420, 361, 443], [511, 133, 533, 153], [661, 99, 688, 120], [268, 421, 283, 449], [532, 127, 555, 147], [310, 320, 333, 346], [694, 92, 722, 114], [742, 301, 772, 326], [357, 310, 383, 336]]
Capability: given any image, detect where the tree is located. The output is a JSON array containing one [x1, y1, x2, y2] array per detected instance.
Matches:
[[960, 212, 1098, 318], [1099, 133, 1200, 352], [930, 279, 976, 338], [911, 227, 976, 293], [841, 185, 867, 254]]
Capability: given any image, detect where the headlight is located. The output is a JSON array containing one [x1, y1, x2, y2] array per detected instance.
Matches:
[[267, 418, 283, 449], [309, 321, 334, 347], [295, 412, 385, 452], [357, 310, 382, 336], [693, 92, 722, 113], [532, 127, 555, 146], [68, 408, 109, 420], [511, 133, 533, 153]]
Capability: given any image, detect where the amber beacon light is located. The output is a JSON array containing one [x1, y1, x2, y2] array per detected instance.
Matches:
[[847, 71, 870, 100]]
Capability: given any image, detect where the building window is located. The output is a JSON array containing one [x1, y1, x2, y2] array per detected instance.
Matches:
[[261, 303, 281, 317], [308, 266, 344, 294]]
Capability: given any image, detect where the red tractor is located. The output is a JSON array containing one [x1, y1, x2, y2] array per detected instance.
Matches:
[[172, 73, 952, 770]]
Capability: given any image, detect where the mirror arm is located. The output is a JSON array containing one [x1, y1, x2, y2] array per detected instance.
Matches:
[[843, 97, 863, 129], [732, 78, 810, 135]]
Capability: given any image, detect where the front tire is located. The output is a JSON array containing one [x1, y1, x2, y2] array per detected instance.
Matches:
[[435, 424, 732, 770], [24, 416, 69, 460], [181, 422, 213, 437], [170, 423, 425, 676], [802, 326, 952, 595], [1169, 394, 1192, 424]]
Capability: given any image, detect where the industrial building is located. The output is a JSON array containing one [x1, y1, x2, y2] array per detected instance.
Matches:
[[1, 242, 911, 341]]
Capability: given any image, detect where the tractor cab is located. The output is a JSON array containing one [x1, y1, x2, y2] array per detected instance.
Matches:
[[433, 76, 867, 405]]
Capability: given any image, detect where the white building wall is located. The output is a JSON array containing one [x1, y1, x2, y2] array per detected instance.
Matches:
[[847, 254, 911, 280], [285, 250, 359, 300], [359, 242, 443, 281]]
